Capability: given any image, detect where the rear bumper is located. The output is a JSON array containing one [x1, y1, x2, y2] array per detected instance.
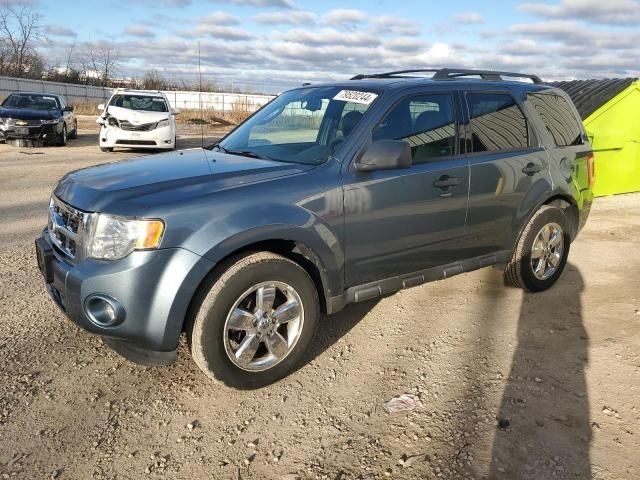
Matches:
[[36, 230, 214, 362], [577, 188, 593, 234]]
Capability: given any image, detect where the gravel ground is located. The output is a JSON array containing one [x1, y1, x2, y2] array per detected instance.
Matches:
[[0, 130, 639, 480]]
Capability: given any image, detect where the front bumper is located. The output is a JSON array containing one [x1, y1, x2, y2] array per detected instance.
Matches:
[[0, 122, 62, 143], [35, 230, 214, 364], [99, 124, 174, 149]]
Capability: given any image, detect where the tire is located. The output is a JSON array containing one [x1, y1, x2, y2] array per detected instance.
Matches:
[[100, 147, 113, 153], [189, 252, 319, 389], [504, 205, 570, 292], [56, 124, 67, 146], [68, 121, 78, 139]]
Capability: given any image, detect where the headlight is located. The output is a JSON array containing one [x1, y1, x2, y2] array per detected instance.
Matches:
[[41, 119, 60, 125], [108, 117, 119, 127], [156, 119, 170, 129], [85, 214, 165, 260]]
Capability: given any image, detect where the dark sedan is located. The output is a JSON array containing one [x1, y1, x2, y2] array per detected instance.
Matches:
[[0, 92, 77, 146]]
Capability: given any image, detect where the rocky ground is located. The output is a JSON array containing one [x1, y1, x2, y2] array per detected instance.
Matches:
[[0, 130, 638, 479]]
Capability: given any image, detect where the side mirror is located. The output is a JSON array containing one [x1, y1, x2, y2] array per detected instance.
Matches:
[[355, 139, 412, 172], [98, 104, 105, 111], [63, 105, 74, 112], [172, 108, 181, 115]]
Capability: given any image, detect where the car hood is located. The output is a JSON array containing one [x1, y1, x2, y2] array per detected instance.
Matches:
[[102, 105, 169, 124], [0, 107, 60, 120], [54, 148, 313, 215]]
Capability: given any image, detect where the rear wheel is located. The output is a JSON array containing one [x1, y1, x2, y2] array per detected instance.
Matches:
[[189, 252, 319, 389], [504, 205, 570, 292]]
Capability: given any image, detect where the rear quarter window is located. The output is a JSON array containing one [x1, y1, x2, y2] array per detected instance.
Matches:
[[466, 93, 529, 153], [528, 93, 584, 147]]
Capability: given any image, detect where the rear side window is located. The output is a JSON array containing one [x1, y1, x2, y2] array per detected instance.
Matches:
[[373, 94, 456, 164], [528, 93, 584, 146], [467, 93, 528, 152]]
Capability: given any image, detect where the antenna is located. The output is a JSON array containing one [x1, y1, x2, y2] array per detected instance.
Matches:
[[198, 41, 204, 148]]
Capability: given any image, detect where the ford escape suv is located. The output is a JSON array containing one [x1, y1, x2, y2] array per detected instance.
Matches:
[[35, 68, 594, 389]]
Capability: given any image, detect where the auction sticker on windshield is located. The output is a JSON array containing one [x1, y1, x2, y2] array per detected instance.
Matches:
[[333, 90, 378, 105]]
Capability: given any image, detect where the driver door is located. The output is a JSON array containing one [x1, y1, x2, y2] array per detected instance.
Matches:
[[342, 91, 470, 287]]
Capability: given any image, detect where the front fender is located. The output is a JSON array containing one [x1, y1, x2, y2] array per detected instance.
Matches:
[[194, 202, 345, 301]]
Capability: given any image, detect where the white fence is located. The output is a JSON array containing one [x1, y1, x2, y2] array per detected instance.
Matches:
[[0, 76, 275, 113]]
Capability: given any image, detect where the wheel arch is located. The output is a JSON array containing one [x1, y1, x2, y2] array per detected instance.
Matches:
[[182, 238, 335, 336]]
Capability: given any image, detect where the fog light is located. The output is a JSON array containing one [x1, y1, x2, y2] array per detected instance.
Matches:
[[84, 294, 125, 327]]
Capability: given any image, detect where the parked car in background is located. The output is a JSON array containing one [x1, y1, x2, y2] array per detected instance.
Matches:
[[36, 68, 594, 389], [97, 90, 178, 152], [0, 92, 77, 146]]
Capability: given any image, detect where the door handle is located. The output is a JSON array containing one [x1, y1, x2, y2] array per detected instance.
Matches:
[[522, 162, 543, 176], [433, 175, 461, 189]]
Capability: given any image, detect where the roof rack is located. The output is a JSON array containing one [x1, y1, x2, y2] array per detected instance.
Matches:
[[350, 68, 543, 84]]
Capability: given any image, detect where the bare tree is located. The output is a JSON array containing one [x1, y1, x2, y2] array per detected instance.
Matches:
[[81, 41, 120, 86], [0, 3, 43, 77], [140, 69, 167, 90]]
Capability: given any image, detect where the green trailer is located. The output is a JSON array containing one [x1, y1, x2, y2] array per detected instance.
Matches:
[[552, 78, 640, 197]]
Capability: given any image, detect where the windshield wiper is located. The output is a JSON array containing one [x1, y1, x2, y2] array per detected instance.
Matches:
[[224, 149, 271, 161], [210, 143, 229, 153]]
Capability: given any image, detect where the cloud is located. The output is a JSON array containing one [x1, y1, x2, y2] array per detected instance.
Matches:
[[453, 12, 484, 25], [208, 0, 294, 8], [371, 16, 420, 35], [199, 11, 242, 25], [124, 25, 156, 38], [45, 25, 77, 37], [520, 0, 640, 25], [185, 25, 252, 40], [323, 8, 368, 25], [274, 27, 380, 47], [252, 10, 315, 25]]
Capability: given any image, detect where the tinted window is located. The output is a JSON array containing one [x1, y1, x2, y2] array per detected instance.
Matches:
[[373, 94, 456, 164], [528, 93, 583, 146], [467, 93, 528, 152]]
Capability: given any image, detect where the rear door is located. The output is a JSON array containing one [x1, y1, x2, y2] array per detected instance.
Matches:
[[342, 90, 470, 287], [463, 90, 551, 257], [526, 91, 592, 194]]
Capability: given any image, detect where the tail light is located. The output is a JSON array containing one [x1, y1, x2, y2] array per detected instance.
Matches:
[[586, 152, 595, 188]]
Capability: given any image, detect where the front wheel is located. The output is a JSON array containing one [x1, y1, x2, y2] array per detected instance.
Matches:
[[189, 252, 319, 389], [56, 124, 67, 146], [68, 121, 78, 139], [100, 147, 113, 153], [504, 205, 570, 292]]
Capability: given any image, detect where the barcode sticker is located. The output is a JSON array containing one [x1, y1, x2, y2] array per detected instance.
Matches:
[[333, 90, 378, 105]]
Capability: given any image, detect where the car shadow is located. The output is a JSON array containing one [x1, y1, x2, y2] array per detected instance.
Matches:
[[490, 263, 591, 478], [304, 298, 382, 367]]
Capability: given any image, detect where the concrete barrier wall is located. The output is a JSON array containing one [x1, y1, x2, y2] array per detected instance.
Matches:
[[0, 76, 275, 112]]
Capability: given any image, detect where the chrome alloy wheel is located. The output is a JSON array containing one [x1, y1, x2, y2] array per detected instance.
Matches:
[[223, 281, 304, 372], [530, 222, 564, 280]]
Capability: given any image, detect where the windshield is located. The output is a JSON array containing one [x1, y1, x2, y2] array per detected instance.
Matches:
[[216, 86, 378, 165], [2, 94, 59, 110], [108, 94, 168, 112]]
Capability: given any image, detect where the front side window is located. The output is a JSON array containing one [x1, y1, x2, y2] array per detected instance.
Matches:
[[467, 93, 528, 152], [109, 94, 168, 113], [2, 94, 60, 110], [528, 93, 584, 147], [372, 94, 456, 164], [218, 86, 378, 165]]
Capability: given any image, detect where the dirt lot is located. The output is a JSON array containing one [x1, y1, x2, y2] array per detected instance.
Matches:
[[1, 129, 639, 480]]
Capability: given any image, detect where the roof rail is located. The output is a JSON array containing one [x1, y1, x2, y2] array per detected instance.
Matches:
[[350, 68, 543, 84]]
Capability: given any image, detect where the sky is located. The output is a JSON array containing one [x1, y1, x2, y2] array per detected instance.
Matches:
[[35, 0, 640, 92]]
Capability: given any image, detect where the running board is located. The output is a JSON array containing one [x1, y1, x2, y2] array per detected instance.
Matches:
[[326, 251, 511, 314]]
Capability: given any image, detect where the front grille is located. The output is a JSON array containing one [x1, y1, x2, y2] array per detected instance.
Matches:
[[119, 120, 156, 131], [115, 139, 157, 145], [48, 196, 89, 260], [10, 119, 42, 127]]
